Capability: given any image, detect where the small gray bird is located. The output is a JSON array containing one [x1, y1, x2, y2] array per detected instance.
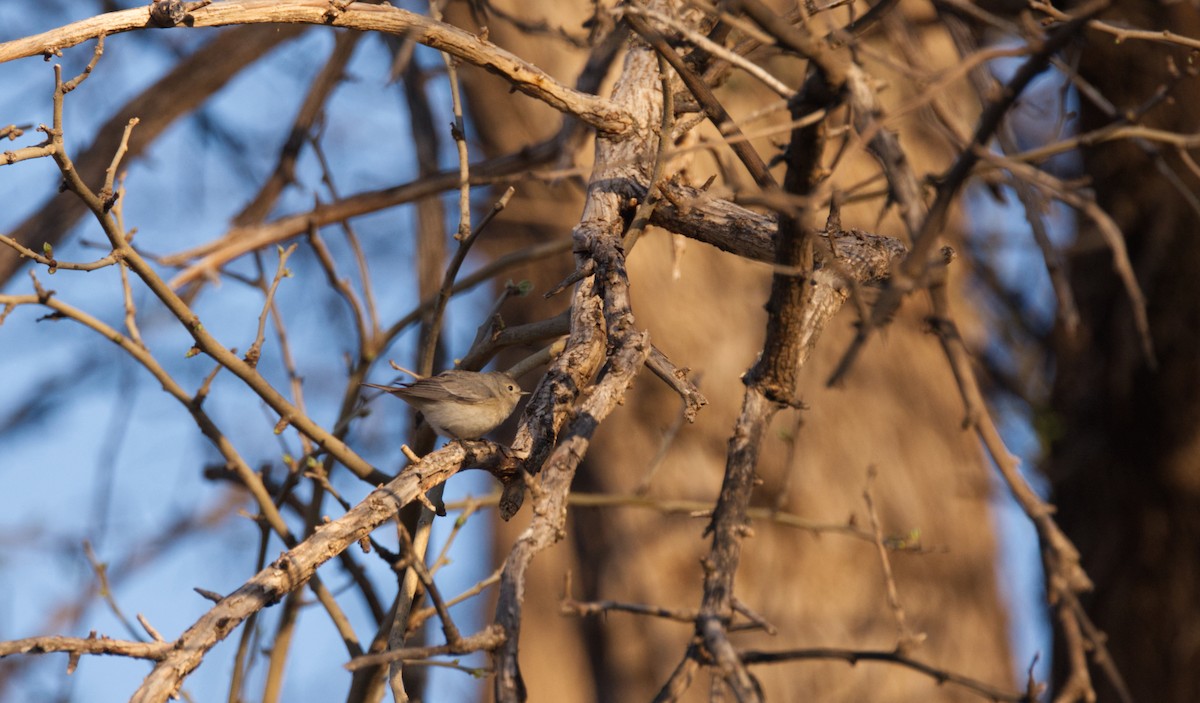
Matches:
[[363, 369, 525, 440]]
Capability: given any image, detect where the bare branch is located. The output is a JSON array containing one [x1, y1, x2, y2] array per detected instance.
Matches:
[[0, 1, 631, 134]]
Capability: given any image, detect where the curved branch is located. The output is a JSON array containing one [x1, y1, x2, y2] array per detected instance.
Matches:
[[127, 441, 507, 703], [0, 0, 631, 134], [0, 23, 306, 288]]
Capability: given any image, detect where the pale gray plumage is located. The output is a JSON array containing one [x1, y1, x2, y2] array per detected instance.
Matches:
[[363, 369, 524, 440]]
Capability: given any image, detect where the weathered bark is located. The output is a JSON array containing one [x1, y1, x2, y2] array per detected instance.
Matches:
[[450, 2, 1014, 700], [441, 3, 598, 700]]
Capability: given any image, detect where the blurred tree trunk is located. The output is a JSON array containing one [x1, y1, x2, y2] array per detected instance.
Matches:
[[447, 2, 1014, 700], [1050, 3, 1200, 701], [442, 4, 597, 699]]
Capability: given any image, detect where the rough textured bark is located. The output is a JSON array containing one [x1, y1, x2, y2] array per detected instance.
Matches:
[[440, 3, 598, 700], [448, 2, 1014, 700], [1050, 3, 1200, 701]]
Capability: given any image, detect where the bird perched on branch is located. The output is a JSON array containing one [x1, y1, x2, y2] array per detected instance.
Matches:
[[363, 366, 525, 440]]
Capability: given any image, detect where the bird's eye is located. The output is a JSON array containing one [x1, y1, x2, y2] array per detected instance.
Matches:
[[507, 385, 515, 391]]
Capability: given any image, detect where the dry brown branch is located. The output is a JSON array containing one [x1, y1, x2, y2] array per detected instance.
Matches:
[[0, 234, 118, 272], [394, 522, 460, 646], [562, 594, 697, 624], [621, 49, 674, 254], [974, 149, 1154, 366], [165, 141, 556, 289], [82, 542, 141, 642], [306, 223, 372, 352], [0, 634, 172, 662], [0, 123, 28, 140], [627, 12, 778, 190], [489, 8, 669, 694], [495, 328, 652, 700], [650, 181, 906, 267], [25, 59, 390, 486], [2, 0, 1181, 699], [680, 57, 835, 699], [740, 648, 1033, 702], [262, 592, 300, 703], [862, 467, 924, 652], [444, 490, 919, 546], [409, 568, 503, 632], [1031, 0, 1200, 51], [1006, 123, 1200, 164], [243, 245, 297, 369], [489, 272, 629, 696], [418, 187, 516, 370], [0, 23, 307, 287], [922, 253, 1107, 702], [561, 573, 779, 633], [994, 146, 1082, 340], [729, 0, 849, 85], [0, 496, 242, 696], [432, 2, 473, 243], [0, 281, 371, 662], [126, 440, 507, 702], [619, 5, 794, 98], [2, 50, 400, 690], [234, 30, 363, 226], [385, 99, 453, 683], [827, 0, 1113, 385], [0, 1, 630, 134], [645, 346, 708, 423], [345, 625, 507, 670]]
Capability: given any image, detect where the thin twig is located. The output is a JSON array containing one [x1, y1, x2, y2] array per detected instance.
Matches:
[[619, 5, 793, 98], [626, 12, 779, 191], [862, 466, 924, 652], [243, 244, 297, 369], [826, 0, 1112, 385], [416, 186, 517, 371], [740, 647, 1033, 702]]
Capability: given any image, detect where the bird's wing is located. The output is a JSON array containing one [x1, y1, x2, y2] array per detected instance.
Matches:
[[397, 379, 492, 404]]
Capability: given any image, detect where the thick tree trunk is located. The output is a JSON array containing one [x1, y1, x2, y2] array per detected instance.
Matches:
[[448, 2, 1014, 699], [1050, 3, 1200, 701]]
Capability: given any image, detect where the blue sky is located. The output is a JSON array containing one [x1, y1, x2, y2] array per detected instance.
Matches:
[[0, 4, 1073, 701], [0, 6, 504, 699]]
